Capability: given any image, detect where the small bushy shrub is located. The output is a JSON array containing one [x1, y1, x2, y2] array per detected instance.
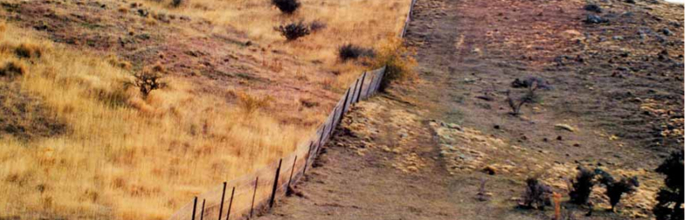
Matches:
[[521, 177, 552, 210], [370, 37, 416, 91], [276, 21, 310, 41], [132, 63, 166, 97], [338, 44, 375, 62], [654, 151, 684, 220], [272, 0, 300, 14], [15, 43, 43, 59], [596, 169, 639, 211], [569, 167, 595, 205]]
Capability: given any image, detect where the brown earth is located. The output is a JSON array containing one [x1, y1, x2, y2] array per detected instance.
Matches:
[[259, 0, 683, 219]]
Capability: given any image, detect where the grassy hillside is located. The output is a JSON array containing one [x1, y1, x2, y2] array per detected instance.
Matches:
[[0, 0, 411, 219]]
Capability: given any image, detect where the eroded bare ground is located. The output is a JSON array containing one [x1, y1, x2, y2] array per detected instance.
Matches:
[[260, 0, 683, 219]]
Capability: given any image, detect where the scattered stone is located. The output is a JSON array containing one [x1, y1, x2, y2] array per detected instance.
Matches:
[[555, 124, 577, 132], [661, 28, 673, 36], [573, 143, 581, 147], [556, 136, 563, 141], [493, 125, 500, 129], [626, 0, 636, 4], [584, 4, 603, 13], [613, 36, 624, 40], [585, 14, 608, 24]]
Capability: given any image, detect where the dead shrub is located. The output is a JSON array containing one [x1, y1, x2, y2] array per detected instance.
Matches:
[[371, 37, 417, 91], [132, 63, 166, 97], [505, 79, 541, 115], [271, 0, 300, 14], [521, 177, 552, 210], [236, 91, 272, 114], [568, 167, 595, 205], [0, 61, 26, 78], [338, 43, 375, 62], [275, 21, 310, 41], [596, 169, 639, 211]]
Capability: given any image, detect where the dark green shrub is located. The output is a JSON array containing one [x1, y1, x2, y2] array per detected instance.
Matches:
[[569, 167, 595, 205], [275, 21, 310, 41], [654, 151, 684, 220], [272, 0, 300, 14]]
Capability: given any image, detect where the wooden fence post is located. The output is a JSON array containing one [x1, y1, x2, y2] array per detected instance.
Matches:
[[286, 155, 298, 194], [351, 78, 360, 104], [200, 199, 206, 220], [250, 177, 259, 218], [303, 142, 313, 175], [316, 124, 326, 156], [366, 73, 376, 96], [339, 88, 351, 124], [218, 182, 227, 220], [225, 187, 235, 220], [357, 72, 367, 102], [192, 196, 198, 220], [269, 159, 283, 208]]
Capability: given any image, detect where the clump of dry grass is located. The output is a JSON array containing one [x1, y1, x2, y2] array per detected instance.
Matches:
[[370, 37, 417, 90], [236, 91, 273, 114]]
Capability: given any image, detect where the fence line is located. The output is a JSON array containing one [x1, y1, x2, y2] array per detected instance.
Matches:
[[168, 1, 416, 219]]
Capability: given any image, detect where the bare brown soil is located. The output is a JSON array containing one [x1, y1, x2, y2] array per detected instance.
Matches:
[[259, 0, 683, 219]]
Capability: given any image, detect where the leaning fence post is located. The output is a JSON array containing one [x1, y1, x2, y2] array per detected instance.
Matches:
[[250, 177, 259, 218], [218, 182, 227, 220], [357, 72, 367, 102], [303, 142, 313, 175], [287, 155, 298, 194], [339, 88, 351, 124], [200, 199, 206, 220], [366, 73, 376, 96], [225, 187, 235, 220], [192, 196, 198, 220], [351, 78, 360, 104], [269, 159, 283, 208], [316, 124, 326, 155]]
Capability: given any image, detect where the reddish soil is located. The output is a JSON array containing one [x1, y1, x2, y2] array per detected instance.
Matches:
[[259, 0, 683, 219]]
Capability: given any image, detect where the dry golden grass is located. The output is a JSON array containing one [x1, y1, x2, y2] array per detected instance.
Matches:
[[0, 23, 306, 219]]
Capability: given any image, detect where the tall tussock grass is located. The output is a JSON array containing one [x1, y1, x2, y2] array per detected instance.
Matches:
[[0, 23, 306, 219]]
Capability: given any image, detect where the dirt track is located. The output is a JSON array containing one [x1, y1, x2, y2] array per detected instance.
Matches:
[[258, 0, 683, 219]]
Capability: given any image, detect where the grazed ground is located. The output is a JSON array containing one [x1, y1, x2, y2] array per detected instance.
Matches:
[[259, 0, 683, 219]]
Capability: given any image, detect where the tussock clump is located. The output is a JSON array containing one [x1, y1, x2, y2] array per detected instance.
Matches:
[[132, 63, 167, 97], [271, 0, 300, 14], [595, 169, 639, 211], [276, 21, 310, 41], [236, 91, 272, 114], [0, 61, 26, 78], [15, 43, 44, 59], [568, 167, 595, 205], [338, 44, 375, 62], [653, 151, 684, 220], [371, 37, 417, 91], [521, 177, 552, 210]]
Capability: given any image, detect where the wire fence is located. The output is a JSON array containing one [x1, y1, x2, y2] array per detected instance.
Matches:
[[168, 1, 416, 219]]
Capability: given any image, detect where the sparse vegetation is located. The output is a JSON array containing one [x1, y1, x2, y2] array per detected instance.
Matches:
[[520, 177, 552, 210], [338, 43, 375, 62], [568, 167, 595, 205], [309, 20, 327, 32], [372, 37, 417, 91], [654, 151, 684, 220], [505, 77, 544, 116], [276, 21, 311, 41], [271, 0, 300, 14], [595, 169, 639, 211]]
